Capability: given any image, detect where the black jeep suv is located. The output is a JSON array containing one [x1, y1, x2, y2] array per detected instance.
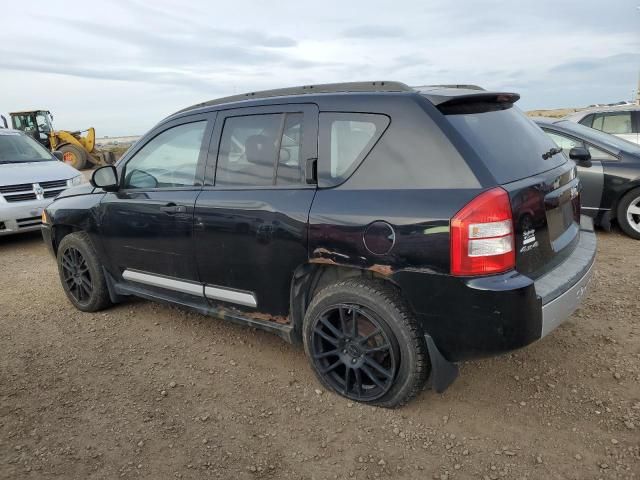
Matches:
[[42, 82, 596, 407]]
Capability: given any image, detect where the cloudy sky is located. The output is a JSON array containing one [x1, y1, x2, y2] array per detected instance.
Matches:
[[1, 1, 638, 136]]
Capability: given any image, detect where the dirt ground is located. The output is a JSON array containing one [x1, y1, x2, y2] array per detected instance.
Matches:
[[1, 230, 638, 480]]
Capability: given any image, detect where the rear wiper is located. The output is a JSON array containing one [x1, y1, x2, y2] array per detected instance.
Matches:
[[542, 147, 563, 160]]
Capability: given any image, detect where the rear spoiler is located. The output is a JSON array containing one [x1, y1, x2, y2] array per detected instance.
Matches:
[[421, 89, 520, 115]]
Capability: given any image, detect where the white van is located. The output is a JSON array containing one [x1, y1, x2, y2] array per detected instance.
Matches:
[[0, 129, 84, 235]]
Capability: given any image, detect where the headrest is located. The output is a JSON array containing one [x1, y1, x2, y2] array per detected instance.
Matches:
[[245, 134, 276, 166]]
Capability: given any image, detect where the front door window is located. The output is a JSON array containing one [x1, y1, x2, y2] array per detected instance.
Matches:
[[123, 122, 206, 189]]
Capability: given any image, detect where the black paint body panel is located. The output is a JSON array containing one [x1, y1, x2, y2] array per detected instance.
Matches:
[[194, 188, 316, 315], [99, 189, 201, 281]]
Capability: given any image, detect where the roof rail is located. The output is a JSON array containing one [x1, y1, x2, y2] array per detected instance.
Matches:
[[176, 81, 414, 114], [413, 84, 486, 91]]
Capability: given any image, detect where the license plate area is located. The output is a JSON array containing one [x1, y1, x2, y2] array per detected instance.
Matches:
[[545, 178, 580, 252]]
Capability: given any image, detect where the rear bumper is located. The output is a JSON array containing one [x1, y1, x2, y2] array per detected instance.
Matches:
[[537, 216, 596, 337], [394, 216, 596, 362]]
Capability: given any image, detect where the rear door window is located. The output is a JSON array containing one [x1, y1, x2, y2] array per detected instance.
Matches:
[[276, 113, 304, 185], [592, 112, 633, 134], [318, 113, 389, 186], [445, 108, 565, 184], [216, 114, 281, 187], [602, 112, 633, 134], [215, 113, 306, 187]]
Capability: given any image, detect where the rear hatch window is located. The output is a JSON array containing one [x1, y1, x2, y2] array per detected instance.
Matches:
[[444, 106, 567, 184]]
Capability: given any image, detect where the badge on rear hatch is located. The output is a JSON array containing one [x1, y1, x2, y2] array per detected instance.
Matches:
[[520, 228, 539, 253]]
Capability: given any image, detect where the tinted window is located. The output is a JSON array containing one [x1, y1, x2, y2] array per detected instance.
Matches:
[[318, 113, 389, 185], [216, 113, 305, 187], [124, 122, 206, 189], [445, 108, 565, 184], [600, 112, 633, 134], [276, 113, 304, 185]]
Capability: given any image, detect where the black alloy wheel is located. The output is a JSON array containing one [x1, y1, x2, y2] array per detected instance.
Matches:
[[309, 304, 398, 401], [60, 246, 93, 304]]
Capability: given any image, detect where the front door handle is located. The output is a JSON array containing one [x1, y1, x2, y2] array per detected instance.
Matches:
[[160, 204, 187, 214]]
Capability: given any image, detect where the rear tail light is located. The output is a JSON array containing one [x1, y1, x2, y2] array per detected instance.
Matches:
[[451, 187, 515, 276]]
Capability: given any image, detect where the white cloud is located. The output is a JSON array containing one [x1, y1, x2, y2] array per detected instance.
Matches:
[[1, 0, 638, 135]]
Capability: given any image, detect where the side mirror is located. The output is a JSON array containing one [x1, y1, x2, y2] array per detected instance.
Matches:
[[569, 147, 592, 168], [91, 165, 119, 191], [52, 150, 64, 161]]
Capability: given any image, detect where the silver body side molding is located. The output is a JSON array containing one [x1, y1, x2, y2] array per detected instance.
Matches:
[[204, 285, 257, 308], [123, 270, 203, 296], [122, 269, 258, 308]]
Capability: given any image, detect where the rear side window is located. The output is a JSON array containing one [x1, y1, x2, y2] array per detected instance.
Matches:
[[445, 107, 565, 184], [318, 113, 389, 186], [594, 112, 633, 135], [578, 114, 593, 127], [216, 113, 305, 187]]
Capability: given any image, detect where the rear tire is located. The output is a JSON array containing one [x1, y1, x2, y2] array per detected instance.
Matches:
[[616, 187, 640, 240], [56, 232, 112, 312], [302, 279, 429, 408], [58, 144, 87, 170]]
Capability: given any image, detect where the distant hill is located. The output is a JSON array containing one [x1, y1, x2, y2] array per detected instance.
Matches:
[[526, 108, 581, 118]]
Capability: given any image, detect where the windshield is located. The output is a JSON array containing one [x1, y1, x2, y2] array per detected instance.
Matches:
[[555, 120, 640, 154], [445, 107, 566, 184], [0, 132, 54, 163]]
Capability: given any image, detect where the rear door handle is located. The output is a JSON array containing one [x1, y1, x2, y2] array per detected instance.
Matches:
[[160, 204, 187, 214]]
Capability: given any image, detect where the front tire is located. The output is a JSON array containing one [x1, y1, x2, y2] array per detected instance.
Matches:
[[616, 187, 640, 240], [303, 279, 429, 407], [58, 144, 88, 170], [57, 232, 112, 312]]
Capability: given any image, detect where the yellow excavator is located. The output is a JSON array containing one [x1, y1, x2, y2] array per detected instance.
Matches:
[[9, 110, 115, 169]]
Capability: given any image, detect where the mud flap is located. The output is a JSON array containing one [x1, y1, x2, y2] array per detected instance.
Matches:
[[424, 334, 459, 393], [599, 210, 612, 231], [103, 267, 128, 304]]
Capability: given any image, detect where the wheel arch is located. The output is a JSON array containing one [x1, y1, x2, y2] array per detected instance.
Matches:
[[611, 179, 640, 219], [51, 224, 81, 255], [289, 262, 400, 343]]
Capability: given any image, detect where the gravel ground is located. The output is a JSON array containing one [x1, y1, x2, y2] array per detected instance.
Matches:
[[1, 230, 638, 480]]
